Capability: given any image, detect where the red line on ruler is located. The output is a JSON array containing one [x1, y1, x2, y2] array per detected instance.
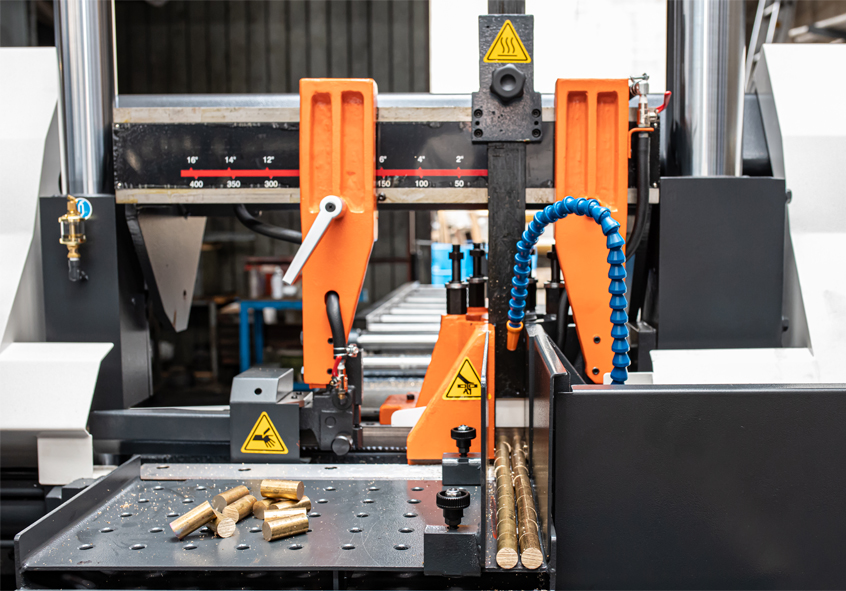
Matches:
[[181, 168, 300, 178], [180, 168, 489, 179], [376, 168, 488, 177]]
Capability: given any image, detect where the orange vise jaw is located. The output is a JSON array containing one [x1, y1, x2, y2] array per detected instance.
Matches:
[[406, 321, 495, 463], [299, 79, 378, 386], [553, 79, 629, 383]]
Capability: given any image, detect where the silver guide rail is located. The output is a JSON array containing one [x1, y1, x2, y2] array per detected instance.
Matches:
[[140, 462, 442, 480]]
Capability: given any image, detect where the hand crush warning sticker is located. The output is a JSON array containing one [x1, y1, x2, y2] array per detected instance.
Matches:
[[483, 20, 530, 63], [241, 412, 289, 454], [442, 358, 482, 400]]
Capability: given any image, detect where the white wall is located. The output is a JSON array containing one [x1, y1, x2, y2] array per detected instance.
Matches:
[[430, 0, 667, 94]]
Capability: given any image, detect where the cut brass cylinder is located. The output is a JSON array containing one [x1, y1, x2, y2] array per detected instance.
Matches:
[[169, 501, 215, 540], [222, 494, 257, 522], [269, 495, 311, 512], [207, 511, 237, 538], [494, 435, 519, 569], [263, 507, 309, 522], [212, 485, 250, 512], [260, 479, 304, 500], [252, 498, 276, 519], [262, 513, 309, 541]]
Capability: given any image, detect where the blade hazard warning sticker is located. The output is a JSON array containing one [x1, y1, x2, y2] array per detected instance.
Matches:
[[483, 20, 530, 63], [442, 358, 482, 400], [241, 412, 289, 454]]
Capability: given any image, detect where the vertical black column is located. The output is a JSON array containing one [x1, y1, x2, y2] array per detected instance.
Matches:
[[488, 0, 525, 13], [480, 1, 532, 399], [488, 143, 526, 398]]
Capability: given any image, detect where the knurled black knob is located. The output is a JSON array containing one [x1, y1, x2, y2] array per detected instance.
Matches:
[[435, 488, 471, 529], [448, 244, 463, 283], [451, 425, 476, 457], [469, 243, 485, 278]]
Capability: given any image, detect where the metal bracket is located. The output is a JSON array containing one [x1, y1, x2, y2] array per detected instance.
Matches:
[[472, 15, 542, 142]]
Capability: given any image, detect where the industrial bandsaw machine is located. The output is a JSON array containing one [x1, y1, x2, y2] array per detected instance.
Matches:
[[7, 2, 846, 589]]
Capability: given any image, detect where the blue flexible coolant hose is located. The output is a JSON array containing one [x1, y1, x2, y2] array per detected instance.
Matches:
[[507, 196, 630, 385]]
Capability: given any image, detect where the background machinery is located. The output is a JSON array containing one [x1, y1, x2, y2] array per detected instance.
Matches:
[[2, 0, 846, 589]]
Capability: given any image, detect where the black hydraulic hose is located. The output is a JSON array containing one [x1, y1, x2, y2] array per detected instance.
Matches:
[[325, 291, 346, 354], [626, 132, 650, 260], [233, 204, 302, 244]]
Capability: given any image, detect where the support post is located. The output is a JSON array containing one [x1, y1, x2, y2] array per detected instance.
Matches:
[[488, 143, 527, 397]]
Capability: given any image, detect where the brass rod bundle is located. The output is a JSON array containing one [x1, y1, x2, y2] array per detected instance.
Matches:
[[494, 435, 518, 569], [222, 494, 257, 522], [511, 435, 543, 570], [260, 479, 304, 500], [212, 485, 250, 512]]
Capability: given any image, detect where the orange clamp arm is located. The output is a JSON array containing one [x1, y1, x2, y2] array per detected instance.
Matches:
[[299, 79, 378, 386]]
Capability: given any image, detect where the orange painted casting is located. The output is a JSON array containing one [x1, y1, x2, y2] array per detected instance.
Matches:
[[553, 79, 629, 383], [379, 393, 417, 425], [299, 79, 378, 386], [406, 315, 495, 463]]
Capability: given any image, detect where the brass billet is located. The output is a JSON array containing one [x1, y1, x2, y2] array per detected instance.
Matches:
[[511, 436, 542, 570], [270, 495, 311, 512], [496, 499, 515, 511], [252, 498, 275, 519], [222, 494, 257, 522], [512, 434, 524, 452], [211, 485, 250, 512], [260, 479, 304, 500], [496, 546, 518, 569], [495, 436, 511, 452], [262, 513, 309, 541], [520, 545, 544, 570], [208, 511, 237, 538], [169, 501, 215, 540], [516, 491, 533, 504], [517, 502, 537, 517], [515, 499, 535, 518], [494, 438, 518, 570], [263, 507, 309, 522], [497, 512, 517, 525], [496, 483, 515, 497]]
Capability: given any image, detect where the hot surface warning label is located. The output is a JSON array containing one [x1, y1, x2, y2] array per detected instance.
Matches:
[[483, 20, 531, 63]]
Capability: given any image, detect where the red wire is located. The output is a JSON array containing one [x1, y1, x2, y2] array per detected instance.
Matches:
[[331, 355, 344, 377]]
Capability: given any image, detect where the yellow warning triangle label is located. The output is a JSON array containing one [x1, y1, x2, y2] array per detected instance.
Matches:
[[484, 20, 531, 63], [241, 412, 289, 454], [443, 358, 482, 400]]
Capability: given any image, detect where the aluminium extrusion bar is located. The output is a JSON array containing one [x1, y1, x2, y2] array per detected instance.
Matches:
[[114, 93, 557, 124]]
